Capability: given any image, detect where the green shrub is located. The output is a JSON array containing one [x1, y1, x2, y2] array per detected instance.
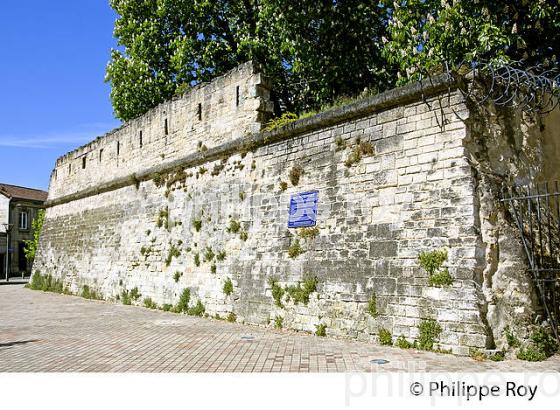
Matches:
[[121, 290, 132, 305], [428, 268, 454, 287], [263, 112, 298, 132], [418, 249, 453, 287], [162, 304, 173, 312], [211, 264, 217, 274], [288, 239, 304, 258], [488, 350, 506, 362], [268, 277, 285, 308], [28, 273, 65, 294], [274, 316, 284, 329], [175, 288, 191, 313], [223, 278, 234, 296], [143, 297, 157, 309], [378, 328, 393, 346], [531, 327, 559, 357], [285, 276, 318, 305], [239, 231, 248, 241], [188, 300, 206, 317], [227, 312, 237, 322], [280, 181, 288, 191], [396, 335, 414, 349], [504, 326, 521, 348], [517, 346, 547, 362], [315, 324, 327, 337], [418, 319, 442, 351], [469, 348, 486, 361], [81, 285, 101, 300], [418, 249, 448, 275], [367, 293, 378, 317], [194, 253, 201, 267]]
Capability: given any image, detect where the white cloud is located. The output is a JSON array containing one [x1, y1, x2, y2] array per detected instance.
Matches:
[[0, 122, 120, 149]]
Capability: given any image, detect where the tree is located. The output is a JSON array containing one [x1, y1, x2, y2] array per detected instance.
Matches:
[[24, 210, 45, 264], [382, 0, 560, 85], [105, 0, 392, 121]]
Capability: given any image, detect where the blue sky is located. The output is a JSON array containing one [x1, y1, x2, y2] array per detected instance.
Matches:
[[0, 1, 121, 191]]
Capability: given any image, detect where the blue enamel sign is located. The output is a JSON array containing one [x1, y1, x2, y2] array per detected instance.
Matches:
[[288, 191, 319, 228]]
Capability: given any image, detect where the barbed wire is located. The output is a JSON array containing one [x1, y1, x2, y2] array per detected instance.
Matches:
[[453, 60, 560, 114]]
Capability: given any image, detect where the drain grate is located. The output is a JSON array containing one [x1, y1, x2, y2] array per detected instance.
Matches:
[[241, 336, 255, 341], [370, 359, 389, 365]]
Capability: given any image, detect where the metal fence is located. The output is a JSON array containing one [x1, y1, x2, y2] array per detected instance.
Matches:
[[502, 181, 560, 341]]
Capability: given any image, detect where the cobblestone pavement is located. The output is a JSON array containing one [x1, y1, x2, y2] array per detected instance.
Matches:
[[1, 285, 559, 372]]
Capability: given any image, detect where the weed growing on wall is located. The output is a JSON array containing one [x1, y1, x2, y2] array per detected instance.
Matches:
[[396, 335, 415, 349], [297, 227, 320, 239], [263, 112, 298, 132], [378, 328, 393, 346], [285, 276, 318, 305], [239, 231, 248, 241], [268, 277, 285, 308], [289, 165, 304, 186], [192, 218, 202, 232], [216, 250, 227, 261], [81, 285, 102, 300], [315, 324, 327, 337], [288, 240, 304, 258], [227, 219, 241, 234], [194, 253, 201, 267], [367, 293, 378, 317], [274, 316, 284, 329], [165, 244, 181, 267], [188, 300, 206, 317], [418, 249, 454, 287], [173, 271, 182, 283], [223, 278, 234, 296], [143, 297, 158, 309], [418, 319, 442, 351], [517, 326, 559, 361], [203, 247, 215, 262], [175, 288, 191, 313], [280, 181, 288, 191]]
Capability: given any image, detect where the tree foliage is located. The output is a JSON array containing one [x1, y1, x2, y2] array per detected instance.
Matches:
[[383, 0, 560, 85], [106, 0, 391, 121], [106, 1, 560, 121], [24, 209, 45, 263]]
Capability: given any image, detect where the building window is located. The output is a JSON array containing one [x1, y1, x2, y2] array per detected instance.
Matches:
[[82, 156, 87, 169], [18, 211, 28, 230], [139, 131, 143, 148], [236, 85, 240, 107], [164, 119, 169, 135], [197, 103, 202, 121]]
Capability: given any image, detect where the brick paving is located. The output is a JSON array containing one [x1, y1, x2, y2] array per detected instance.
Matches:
[[1, 285, 559, 372]]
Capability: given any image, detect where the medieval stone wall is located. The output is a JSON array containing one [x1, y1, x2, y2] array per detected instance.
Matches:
[[34, 64, 557, 355]]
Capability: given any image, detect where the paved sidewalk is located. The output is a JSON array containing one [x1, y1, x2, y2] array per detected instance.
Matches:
[[0, 285, 558, 372]]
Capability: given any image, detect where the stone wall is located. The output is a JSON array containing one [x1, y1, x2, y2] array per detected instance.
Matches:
[[48, 61, 273, 201], [34, 64, 558, 355]]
